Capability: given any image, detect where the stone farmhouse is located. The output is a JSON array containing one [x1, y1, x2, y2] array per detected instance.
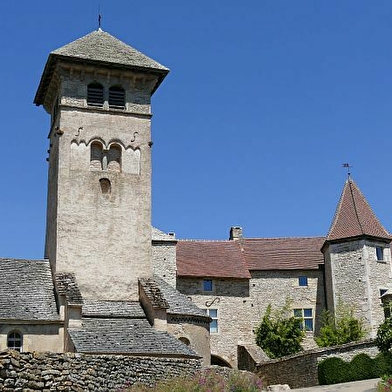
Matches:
[[1, 29, 392, 370]]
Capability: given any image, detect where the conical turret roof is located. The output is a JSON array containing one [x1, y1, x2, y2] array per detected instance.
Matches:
[[326, 179, 391, 242], [35, 29, 169, 105]]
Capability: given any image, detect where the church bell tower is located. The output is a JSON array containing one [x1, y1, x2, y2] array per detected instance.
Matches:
[[34, 29, 169, 301]]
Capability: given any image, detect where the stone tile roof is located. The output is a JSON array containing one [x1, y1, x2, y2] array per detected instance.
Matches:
[[52, 29, 169, 71], [327, 179, 391, 242], [241, 237, 325, 270], [139, 278, 169, 309], [153, 276, 209, 318], [55, 273, 83, 305], [176, 240, 251, 279], [83, 301, 145, 318], [68, 318, 199, 357], [152, 227, 177, 242], [35, 29, 169, 105], [0, 258, 59, 321]]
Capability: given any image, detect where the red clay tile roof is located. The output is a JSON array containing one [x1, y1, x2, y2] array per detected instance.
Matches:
[[242, 237, 325, 270], [327, 179, 391, 242], [176, 240, 251, 279], [176, 237, 325, 277]]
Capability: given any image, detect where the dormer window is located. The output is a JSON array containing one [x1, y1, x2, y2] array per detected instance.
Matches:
[[109, 85, 125, 109], [87, 82, 104, 107]]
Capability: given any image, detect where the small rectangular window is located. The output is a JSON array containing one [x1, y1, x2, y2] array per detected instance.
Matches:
[[298, 276, 308, 286], [376, 247, 384, 261], [207, 309, 218, 333], [380, 289, 388, 297], [293, 308, 314, 331], [203, 279, 213, 292]]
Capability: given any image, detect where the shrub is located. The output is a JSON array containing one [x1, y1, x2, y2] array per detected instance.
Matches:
[[315, 301, 365, 347], [350, 353, 377, 380], [377, 318, 392, 354], [378, 375, 392, 392], [318, 357, 351, 385], [254, 301, 305, 359], [124, 369, 264, 391]]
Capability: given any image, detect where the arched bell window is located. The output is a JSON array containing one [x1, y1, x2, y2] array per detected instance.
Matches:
[[109, 85, 125, 109], [87, 82, 104, 107], [7, 331, 22, 352], [90, 141, 104, 170], [107, 144, 122, 172]]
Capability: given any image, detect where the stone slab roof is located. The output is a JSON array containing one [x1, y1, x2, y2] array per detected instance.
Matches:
[[176, 240, 251, 279], [153, 277, 209, 318], [327, 179, 391, 242], [242, 237, 325, 270], [52, 29, 169, 71], [0, 258, 59, 321], [83, 301, 145, 318], [55, 273, 83, 305], [35, 29, 169, 105], [68, 318, 199, 357], [139, 278, 169, 309]]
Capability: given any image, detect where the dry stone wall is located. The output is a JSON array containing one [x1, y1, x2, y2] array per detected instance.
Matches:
[[0, 351, 201, 391]]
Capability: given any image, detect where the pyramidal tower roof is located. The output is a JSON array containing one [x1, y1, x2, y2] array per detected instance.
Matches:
[[327, 179, 391, 242], [35, 29, 169, 105]]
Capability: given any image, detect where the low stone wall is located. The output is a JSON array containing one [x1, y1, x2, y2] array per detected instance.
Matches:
[[0, 350, 201, 391], [255, 340, 378, 389]]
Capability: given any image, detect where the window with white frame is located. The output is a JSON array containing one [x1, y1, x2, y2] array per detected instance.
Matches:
[[293, 308, 313, 331], [7, 331, 22, 352], [376, 247, 384, 261], [203, 279, 213, 292], [207, 309, 218, 333]]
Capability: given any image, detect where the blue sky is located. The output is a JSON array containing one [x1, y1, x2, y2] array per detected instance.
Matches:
[[1, 1, 392, 258]]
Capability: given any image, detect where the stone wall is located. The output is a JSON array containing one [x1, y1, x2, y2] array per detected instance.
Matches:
[[0, 350, 201, 391], [254, 340, 378, 389]]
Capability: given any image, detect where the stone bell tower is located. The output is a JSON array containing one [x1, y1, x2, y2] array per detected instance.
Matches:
[[34, 29, 169, 301]]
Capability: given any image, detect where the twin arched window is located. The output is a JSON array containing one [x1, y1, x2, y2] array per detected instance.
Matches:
[[7, 331, 22, 352], [87, 83, 125, 109], [90, 142, 122, 172]]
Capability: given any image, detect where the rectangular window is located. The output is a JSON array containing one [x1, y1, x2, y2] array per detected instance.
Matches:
[[376, 247, 384, 261], [380, 289, 388, 297], [203, 279, 213, 292], [207, 309, 218, 333], [298, 276, 308, 286], [293, 308, 313, 331]]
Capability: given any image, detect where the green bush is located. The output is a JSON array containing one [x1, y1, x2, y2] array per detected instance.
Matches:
[[377, 318, 392, 354], [318, 352, 392, 385], [350, 353, 377, 380], [318, 357, 351, 385], [315, 301, 365, 347], [254, 301, 305, 359]]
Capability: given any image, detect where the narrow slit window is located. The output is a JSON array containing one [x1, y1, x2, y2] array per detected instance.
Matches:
[[87, 82, 104, 107], [376, 247, 384, 261], [109, 86, 125, 109], [207, 309, 218, 333]]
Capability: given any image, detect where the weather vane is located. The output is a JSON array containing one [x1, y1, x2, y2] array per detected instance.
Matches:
[[342, 163, 352, 178], [98, 2, 102, 30]]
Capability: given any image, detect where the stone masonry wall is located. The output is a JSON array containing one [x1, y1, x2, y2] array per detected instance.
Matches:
[[255, 340, 378, 389], [0, 351, 201, 391]]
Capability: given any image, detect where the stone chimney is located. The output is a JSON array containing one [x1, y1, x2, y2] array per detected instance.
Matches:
[[229, 226, 243, 240]]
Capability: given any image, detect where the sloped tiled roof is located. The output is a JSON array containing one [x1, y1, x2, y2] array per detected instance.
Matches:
[[242, 237, 325, 270], [68, 318, 199, 357], [176, 240, 251, 279], [51, 30, 168, 71], [82, 301, 145, 318], [153, 276, 209, 318], [55, 272, 83, 305], [35, 29, 169, 105], [0, 258, 59, 321], [327, 179, 391, 242]]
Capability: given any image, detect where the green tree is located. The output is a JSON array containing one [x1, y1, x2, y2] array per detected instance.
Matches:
[[254, 301, 304, 359], [376, 317, 392, 354], [315, 301, 365, 347]]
